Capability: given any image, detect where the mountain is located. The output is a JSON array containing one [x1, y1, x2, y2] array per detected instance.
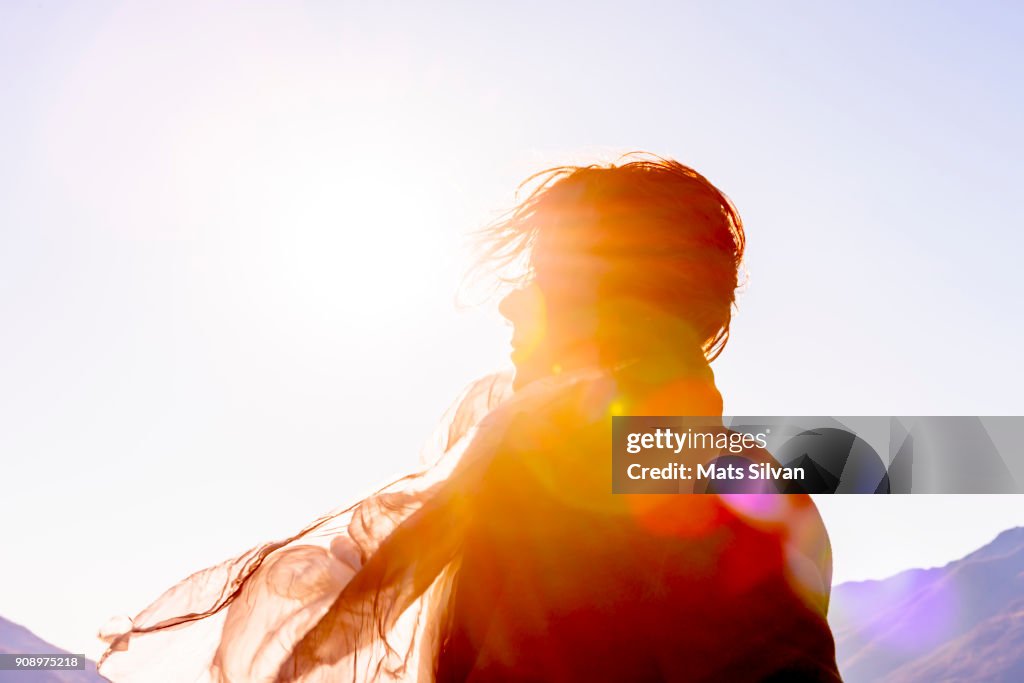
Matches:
[[830, 526, 1024, 683], [0, 617, 105, 683]]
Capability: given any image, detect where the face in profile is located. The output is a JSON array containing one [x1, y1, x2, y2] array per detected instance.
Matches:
[[499, 279, 599, 389], [499, 282, 545, 385]]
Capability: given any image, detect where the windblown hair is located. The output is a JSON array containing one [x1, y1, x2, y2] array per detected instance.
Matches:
[[475, 153, 746, 360]]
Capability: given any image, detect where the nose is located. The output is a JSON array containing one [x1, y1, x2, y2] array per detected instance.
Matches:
[[498, 288, 521, 322], [499, 284, 537, 324]]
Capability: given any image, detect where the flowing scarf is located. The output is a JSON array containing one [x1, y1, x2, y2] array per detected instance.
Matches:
[[98, 345, 838, 682]]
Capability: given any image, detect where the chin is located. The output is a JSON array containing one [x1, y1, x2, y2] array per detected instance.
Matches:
[[511, 359, 549, 391], [510, 363, 534, 391], [511, 367, 529, 391]]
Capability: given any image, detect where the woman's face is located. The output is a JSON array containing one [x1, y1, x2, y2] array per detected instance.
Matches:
[[498, 275, 599, 389], [499, 281, 548, 388]]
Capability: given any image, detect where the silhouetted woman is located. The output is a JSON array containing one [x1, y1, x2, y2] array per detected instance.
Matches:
[[99, 155, 842, 682]]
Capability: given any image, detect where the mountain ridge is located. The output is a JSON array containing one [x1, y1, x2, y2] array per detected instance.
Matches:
[[0, 616, 104, 683], [831, 526, 1024, 683]]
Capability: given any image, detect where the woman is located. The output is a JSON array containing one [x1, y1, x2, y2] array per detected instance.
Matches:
[[99, 155, 841, 682]]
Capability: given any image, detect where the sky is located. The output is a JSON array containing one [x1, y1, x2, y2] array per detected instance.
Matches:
[[1, 0, 1023, 660]]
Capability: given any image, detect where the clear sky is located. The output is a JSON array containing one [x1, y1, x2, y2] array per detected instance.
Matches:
[[2, 0, 1023, 660]]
